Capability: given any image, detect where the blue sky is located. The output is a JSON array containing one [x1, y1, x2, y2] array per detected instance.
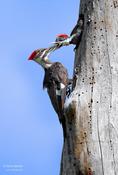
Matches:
[[0, 1, 79, 174]]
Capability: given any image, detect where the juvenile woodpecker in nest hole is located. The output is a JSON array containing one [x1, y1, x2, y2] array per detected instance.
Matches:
[[54, 14, 84, 49], [28, 47, 68, 138]]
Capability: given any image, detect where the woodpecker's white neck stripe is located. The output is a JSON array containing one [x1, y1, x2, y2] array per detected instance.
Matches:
[[56, 83, 65, 96]]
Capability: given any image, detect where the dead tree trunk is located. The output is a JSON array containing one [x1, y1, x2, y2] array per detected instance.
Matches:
[[60, 0, 118, 174]]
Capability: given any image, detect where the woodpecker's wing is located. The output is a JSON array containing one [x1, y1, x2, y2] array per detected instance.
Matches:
[[47, 80, 67, 138], [47, 81, 63, 121], [43, 62, 68, 122]]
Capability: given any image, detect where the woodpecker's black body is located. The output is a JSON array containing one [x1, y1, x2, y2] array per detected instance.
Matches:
[[43, 62, 68, 123]]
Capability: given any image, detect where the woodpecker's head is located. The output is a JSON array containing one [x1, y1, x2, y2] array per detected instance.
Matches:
[[28, 48, 45, 60], [28, 48, 52, 68], [55, 34, 69, 42]]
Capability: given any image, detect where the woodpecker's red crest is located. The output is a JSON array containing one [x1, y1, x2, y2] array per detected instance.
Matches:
[[55, 34, 69, 42], [28, 50, 38, 60], [28, 49, 46, 61], [56, 34, 69, 39]]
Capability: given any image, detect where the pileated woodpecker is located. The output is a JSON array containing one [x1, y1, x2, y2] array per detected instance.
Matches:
[[55, 34, 69, 42], [28, 47, 68, 137], [54, 14, 84, 49]]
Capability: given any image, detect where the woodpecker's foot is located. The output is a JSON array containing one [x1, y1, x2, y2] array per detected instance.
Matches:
[[66, 79, 73, 97], [74, 67, 80, 75], [66, 86, 71, 98], [72, 67, 80, 89]]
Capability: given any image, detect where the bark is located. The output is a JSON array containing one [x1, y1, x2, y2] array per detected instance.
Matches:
[[60, 0, 118, 174]]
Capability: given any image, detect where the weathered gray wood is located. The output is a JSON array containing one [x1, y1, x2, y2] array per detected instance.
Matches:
[[60, 0, 118, 174]]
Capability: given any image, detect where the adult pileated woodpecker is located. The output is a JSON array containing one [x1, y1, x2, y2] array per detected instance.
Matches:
[[55, 14, 84, 49], [28, 47, 68, 138]]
